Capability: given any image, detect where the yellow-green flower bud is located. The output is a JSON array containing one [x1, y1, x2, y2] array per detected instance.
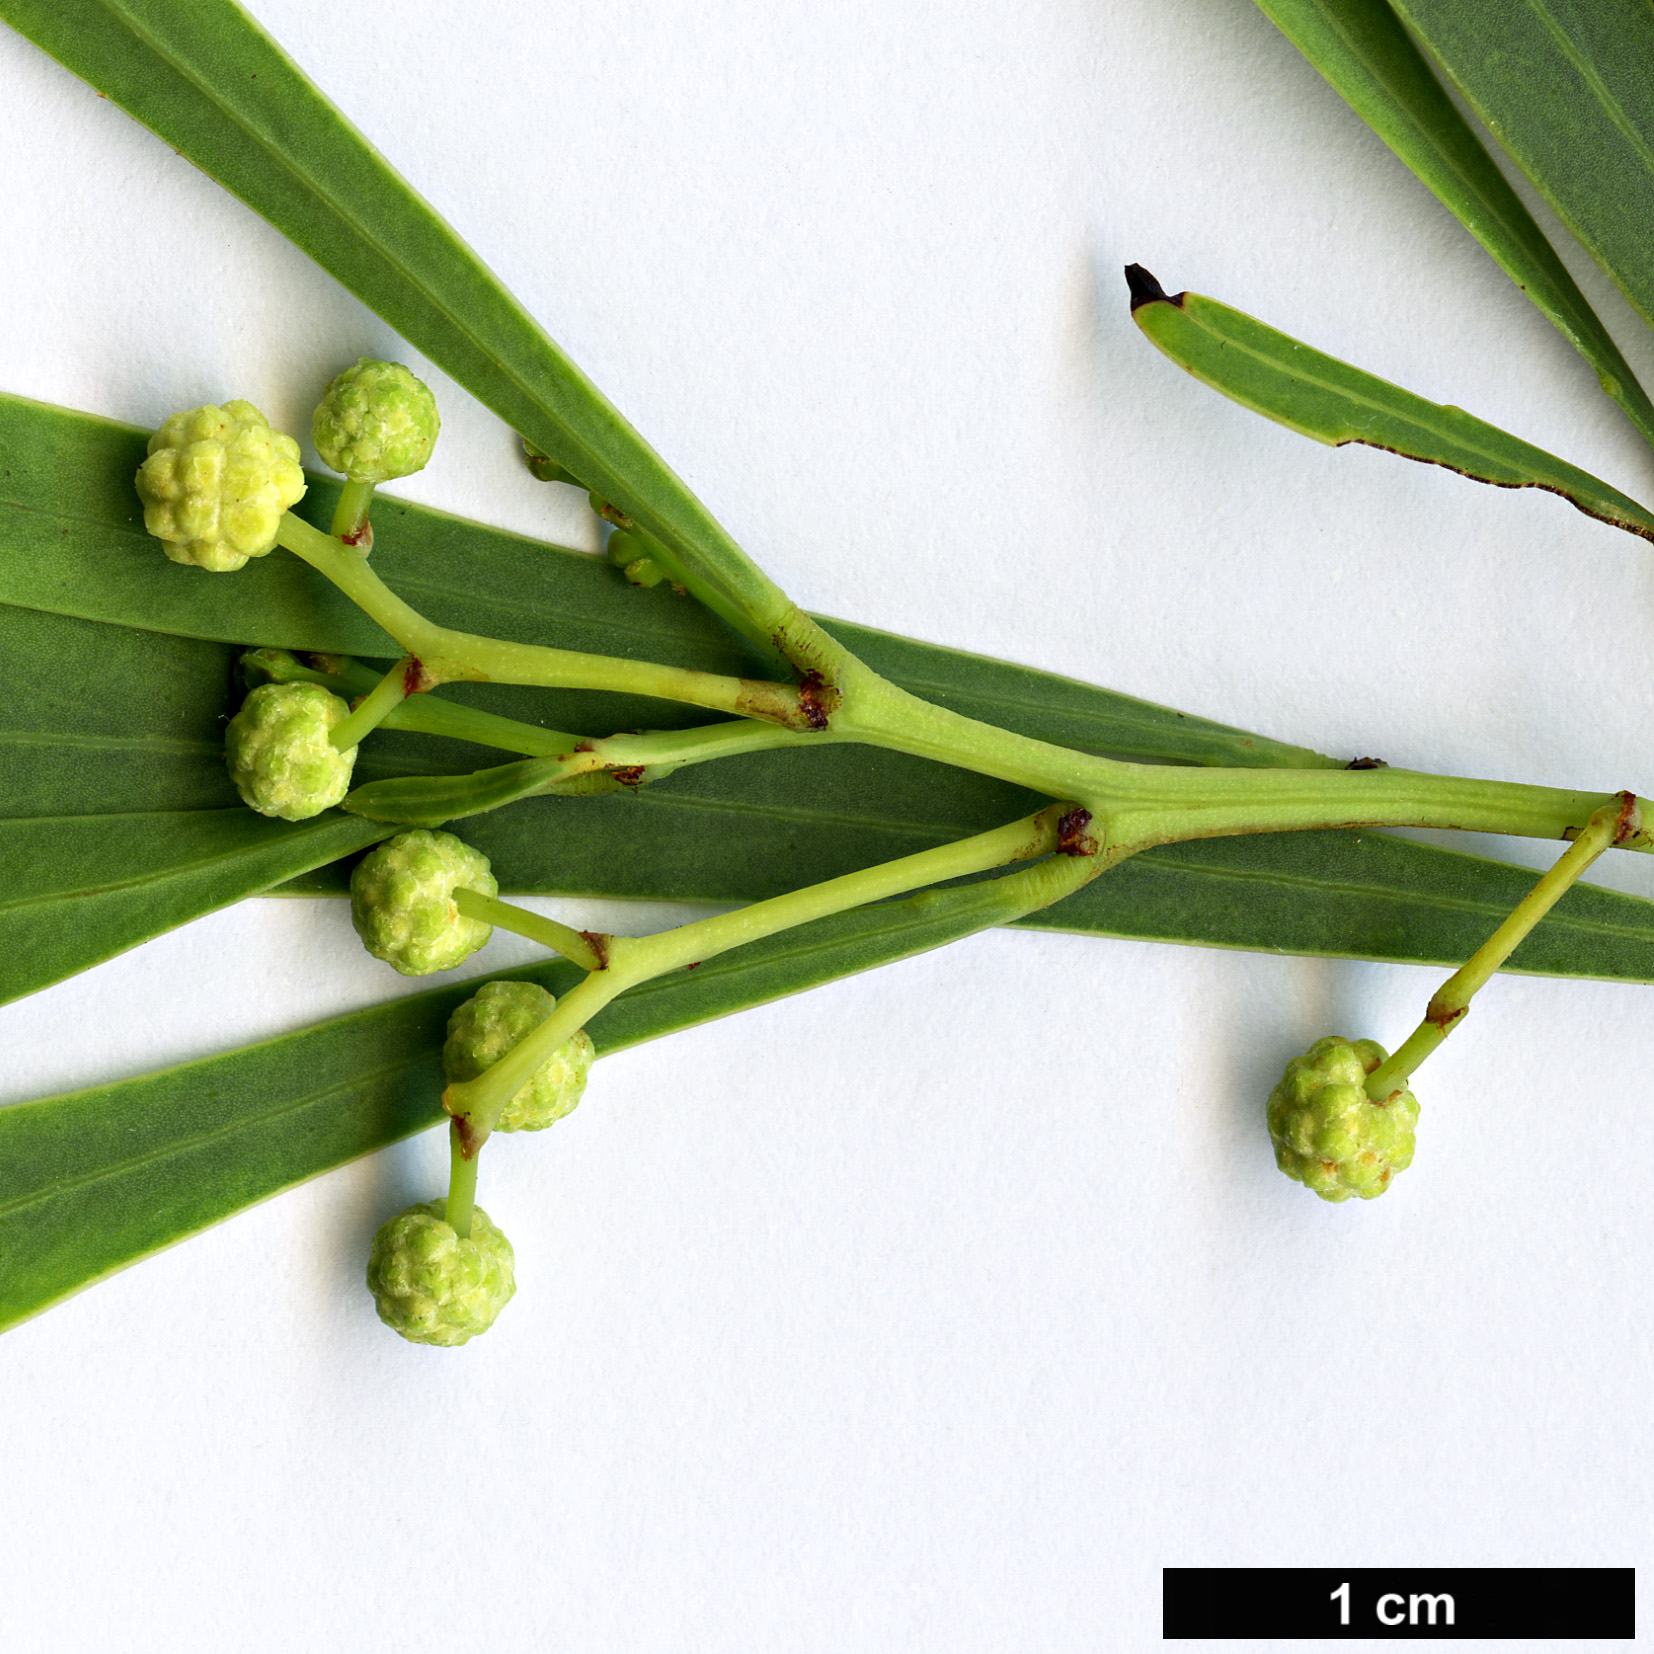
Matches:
[[349, 828, 496, 975], [134, 400, 305, 572], [366, 1200, 515, 1346], [443, 979, 594, 1131], [1266, 1034, 1419, 1202], [312, 359, 440, 482], [224, 682, 356, 820]]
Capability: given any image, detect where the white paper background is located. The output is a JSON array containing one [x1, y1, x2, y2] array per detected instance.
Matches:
[[0, 1, 1646, 1649]]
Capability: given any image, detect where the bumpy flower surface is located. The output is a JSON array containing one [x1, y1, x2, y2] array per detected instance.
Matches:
[[1267, 1035, 1419, 1202], [443, 979, 595, 1131], [135, 400, 305, 572], [350, 829, 497, 975], [366, 1200, 515, 1347], [312, 359, 440, 481], [224, 682, 356, 820]]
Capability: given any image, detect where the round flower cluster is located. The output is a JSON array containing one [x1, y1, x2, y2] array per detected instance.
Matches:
[[1266, 1034, 1419, 1202], [312, 359, 440, 482], [135, 399, 305, 571], [444, 979, 594, 1131], [365, 1201, 515, 1346], [349, 829, 496, 975], [224, 682, 356, 820]]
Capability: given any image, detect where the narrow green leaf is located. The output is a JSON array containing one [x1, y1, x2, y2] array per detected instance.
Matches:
[[1253, 0, 1654, 446], [1128, 266, 1654, 542], [1389, 0, 1654, 338], [0, 809, 395, 1007]]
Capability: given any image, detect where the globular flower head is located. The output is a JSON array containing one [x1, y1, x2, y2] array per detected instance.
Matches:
[[135, 400, 305, 571], [443, 979, 594, 1131], [366, 1200, 515, 1346], [224, 682, 356, 820], [1267, 1034, 1419, 1202], [349, 828, 496, 975], [312, 359, 440, 482]]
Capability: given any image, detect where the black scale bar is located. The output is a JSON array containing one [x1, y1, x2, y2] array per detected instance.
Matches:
[[1163, 1567, 1634, 1639]]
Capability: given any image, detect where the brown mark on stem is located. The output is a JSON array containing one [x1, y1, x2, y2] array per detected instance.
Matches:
[[580, 931, 610, 970], [1124, 263, 1185, 313], [447, 1105, 483, 1159], [797, 670, 838, 731], [609, 765, 646, 790], [1612, 789, 1641, 846], [1346, 756, 1387, 770], [341, 520, 373, 553], [402, 657, 435, 696], [1057, 807, 1099, 857], [1424, 996, 1468, 1032]]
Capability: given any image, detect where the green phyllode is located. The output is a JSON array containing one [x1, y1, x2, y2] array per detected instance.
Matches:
[[443, 979, 594, 1131], [134, 400, 305, 571], [224, 682, 356, 820], [1266, 1035, 1419, 1202], [350, 829, 497, 975], [312, 359, 440, 482], [366, 1200, 515, 1346]]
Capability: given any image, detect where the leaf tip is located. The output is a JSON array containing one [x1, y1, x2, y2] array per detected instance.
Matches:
[[1125, 263, 1180, 314]]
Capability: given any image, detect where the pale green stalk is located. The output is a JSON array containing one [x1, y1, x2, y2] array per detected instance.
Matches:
[[275, 512, 812, 725], [445, 1119, 478, 1239], [446, 804, 1092, 1151], [1365, 793, 1637, 1100], [329, 657, 411, 749], [247, 649, 582, 757], [329, 478, 377, 544], [452, 888, 605, 972]]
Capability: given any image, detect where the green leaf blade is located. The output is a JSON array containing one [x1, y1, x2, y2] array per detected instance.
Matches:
[[1390, 0, 1654, 340], [1129, 268, 1654, 542], [1253, 0, 1654, 446], [0, 809, 395, 1007]]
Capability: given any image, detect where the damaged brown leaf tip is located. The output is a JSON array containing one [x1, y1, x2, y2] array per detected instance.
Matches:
[[1125, 264, 1182, 314]]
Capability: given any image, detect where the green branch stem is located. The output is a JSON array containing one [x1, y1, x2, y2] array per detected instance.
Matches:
[[275, 511, 813, 727], [452, 887, 606, 972], [444, 802, 1095, 1152], [278, 521, 1653, 865], [833, 666, 1654, 854], [330, 657, 411, 749], [328, 478, 377, 545], [245, 649, 582, 758], [1364, 793, 1638, 1100], [344, 717, 840, 825], [445, 1119, 478, 1239]]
